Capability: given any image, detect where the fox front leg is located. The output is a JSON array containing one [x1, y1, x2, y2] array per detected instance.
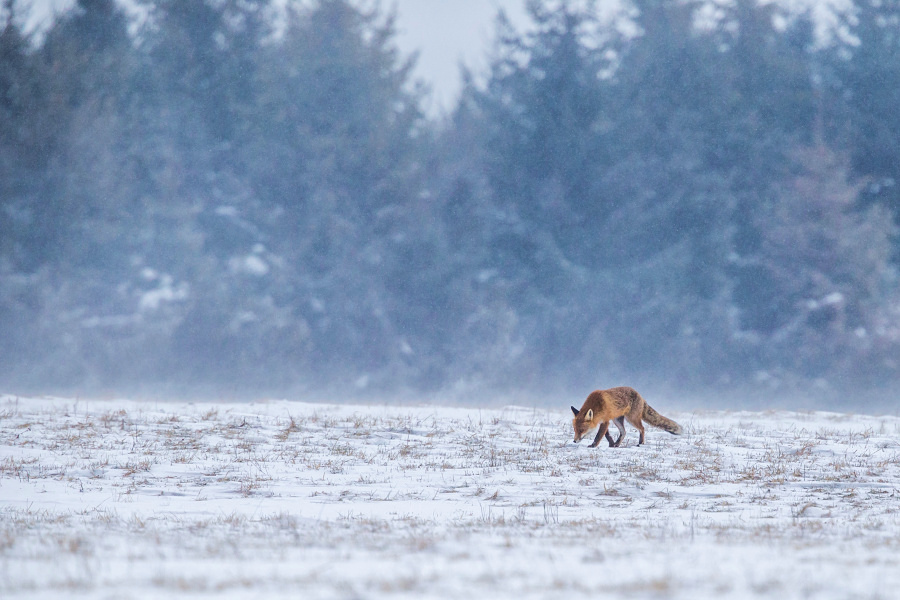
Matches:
[[589, 421, 611, 448], [605, 429, 617, 446]]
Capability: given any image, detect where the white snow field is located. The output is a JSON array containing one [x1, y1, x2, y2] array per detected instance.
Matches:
[[2, 395, 900, 599]]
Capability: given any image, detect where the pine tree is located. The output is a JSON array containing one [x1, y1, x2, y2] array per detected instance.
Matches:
[[739, 143, 899, 382], [0, 0, 59, 270], [474, 1, 615, 269], [831, 0, 900, 244]]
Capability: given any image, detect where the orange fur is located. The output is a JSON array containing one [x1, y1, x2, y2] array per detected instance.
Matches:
[[571, 386, 682, 448]]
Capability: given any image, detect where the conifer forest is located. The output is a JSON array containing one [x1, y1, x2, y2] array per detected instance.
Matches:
[[2, 0, 900, 407]]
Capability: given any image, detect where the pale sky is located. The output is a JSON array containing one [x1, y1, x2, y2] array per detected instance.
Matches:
[[21, 0, 852, 115], [24, 0, 531, 115], [392, 0, 530, 114]]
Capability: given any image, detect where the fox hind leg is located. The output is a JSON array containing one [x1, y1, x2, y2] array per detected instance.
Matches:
[[611, 416, 626, 447], [626, 409, 645, 446]]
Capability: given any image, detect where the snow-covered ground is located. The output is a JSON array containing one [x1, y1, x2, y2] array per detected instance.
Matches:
[[2, 395, 900, 599]]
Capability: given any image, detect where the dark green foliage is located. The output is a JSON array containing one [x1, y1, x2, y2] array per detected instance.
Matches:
[[827, 0, 900, 237], [0, 0, 898, 402]]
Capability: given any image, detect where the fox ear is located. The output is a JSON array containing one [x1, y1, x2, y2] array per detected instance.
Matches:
[[571, 406, 579, 416], [586, 409, 593, 421]]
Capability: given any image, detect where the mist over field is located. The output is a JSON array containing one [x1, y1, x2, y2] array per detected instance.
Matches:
[[2, 0, 900, 411]]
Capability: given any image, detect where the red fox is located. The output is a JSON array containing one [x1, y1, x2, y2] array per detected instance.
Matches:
[[571, 386, 683, 447]]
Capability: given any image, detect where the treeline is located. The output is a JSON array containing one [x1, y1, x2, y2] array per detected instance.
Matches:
[[2, 0, 899, 402]]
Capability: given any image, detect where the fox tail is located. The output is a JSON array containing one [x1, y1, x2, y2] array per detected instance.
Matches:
[[643, 404, 683, 435]]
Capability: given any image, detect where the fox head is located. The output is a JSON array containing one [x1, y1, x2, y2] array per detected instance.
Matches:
[[571, 406, 597, 443]]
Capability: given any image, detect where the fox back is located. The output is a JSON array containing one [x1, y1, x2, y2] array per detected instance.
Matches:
[[571, 387, 642, 442]]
